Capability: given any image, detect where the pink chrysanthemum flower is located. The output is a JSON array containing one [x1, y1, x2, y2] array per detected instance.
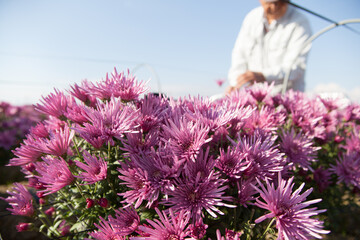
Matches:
[[216, 144, 249, 179], [342, 129, 360, 156], [231, 131, 285, 181], [330, 153, 360, 188], [8, 136, 43, 166], [236, 178, 257, 207], [34, 88, 72, 119], [36, 125, 75, 157], [185, 95, 240, 132], [68, 79, 97, 107], [90, 68, 149, 101], [118, 163, 151, 208], [75, 150, 107, 184], [216, 229, 241, 240], [136, 93, 167, 133], [247, 81, 274, 105], [131, 208, 190, 240], [108, 207, 140, 236], [119, 148, 181, 208], [72, 122, 107, 149], [73, 97, 139, 146], [89, 216, 125, 240], [253, 174, 329, 239], [1, 183, 34, 216], [215, 78, 225, 87], [165, 171, 235, 221], [279, 128, 320, 171], [313, 167, 332, 192], [242, 106, 285, 135], [161, 115, 212, 162], [188, 218, 208, 239], [35, 156, 75, 195]]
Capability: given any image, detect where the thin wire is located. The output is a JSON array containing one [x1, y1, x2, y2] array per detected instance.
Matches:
[[284, 0, 360, 36]]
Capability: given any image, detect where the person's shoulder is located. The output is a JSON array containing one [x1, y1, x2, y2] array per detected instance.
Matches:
[[244, 6, 263, 22], [289, 6, 310, 25]]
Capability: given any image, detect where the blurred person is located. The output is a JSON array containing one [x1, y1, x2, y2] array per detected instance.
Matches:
[[227, 0, 312, 94]]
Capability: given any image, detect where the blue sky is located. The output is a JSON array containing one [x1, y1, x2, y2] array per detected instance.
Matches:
[[1, 0, 360, 105]]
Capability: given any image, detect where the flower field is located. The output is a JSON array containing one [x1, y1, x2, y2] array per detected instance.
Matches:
[[1, 68, 360, 239]]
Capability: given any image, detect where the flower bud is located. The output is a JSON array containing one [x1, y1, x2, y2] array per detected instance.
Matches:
[[97, 198, 109, 208], [16, 223, 32, 232], [45, 207, 55, 217], [86, 198, 95, 209]]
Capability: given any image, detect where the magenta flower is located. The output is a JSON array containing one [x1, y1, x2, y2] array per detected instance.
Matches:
[[131, 208, 190, 240], [68, 79, 97, 107], [253, 174, 329, 239], [90, 216, 125, 240], [216, 145, 249, 179], [1, 183, 34, 217], [108, 207, 140, 236], [330, 153, 360, 188], [118, 163, 151, 208], [16, 223, 33, 232], [8, 136, 43, 166], [232, 131, 285, 181], [36, 125, 75, 157], [165, 171, 235, 221], [35, 156, 75, 195], [247, 81, 274, 105], [72, 122, 107, 149], [280, 128, 320, 171], [161, 116, 211, 162], [188, 218, 208, 239], [34, 88, 72, 119], [75, 150, 107, 184], [73, 97, 139, 146], [89, 68, 148, 101], [215, 78, 225, 87]]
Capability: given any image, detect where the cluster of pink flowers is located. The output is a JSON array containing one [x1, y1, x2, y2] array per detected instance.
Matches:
[[3, 68, 360, 239], [0, 102, 43, 151]]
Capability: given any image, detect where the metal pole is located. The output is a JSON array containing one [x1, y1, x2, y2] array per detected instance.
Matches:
[[282, 18, 360, 94]]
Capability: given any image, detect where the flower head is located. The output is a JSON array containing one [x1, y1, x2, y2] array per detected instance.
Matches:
[[330, 153, 360, 188], [253, 173, 329, 239], [280, 128, 320, 171], [132, 208, 190, 240], [90, 216, 125, 240], [35, 156, 75, 195], [108, 207, 140, 236], [89, 68, 148, 101], [1, 183, 34, 216], [34, 89, 72, 119], [165, 171, 235, 221], [75, 150, 107, 184]]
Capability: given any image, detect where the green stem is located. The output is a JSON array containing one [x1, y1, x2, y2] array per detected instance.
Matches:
[[260, 217, 276, 240], [38, 209, 61, 237], [72, 137, 82, 160], [74, 181, 87, 201]]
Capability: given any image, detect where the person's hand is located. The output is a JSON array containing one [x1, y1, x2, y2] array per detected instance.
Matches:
[[226, 71, 265, 94], [236, 71, 265, 88]]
